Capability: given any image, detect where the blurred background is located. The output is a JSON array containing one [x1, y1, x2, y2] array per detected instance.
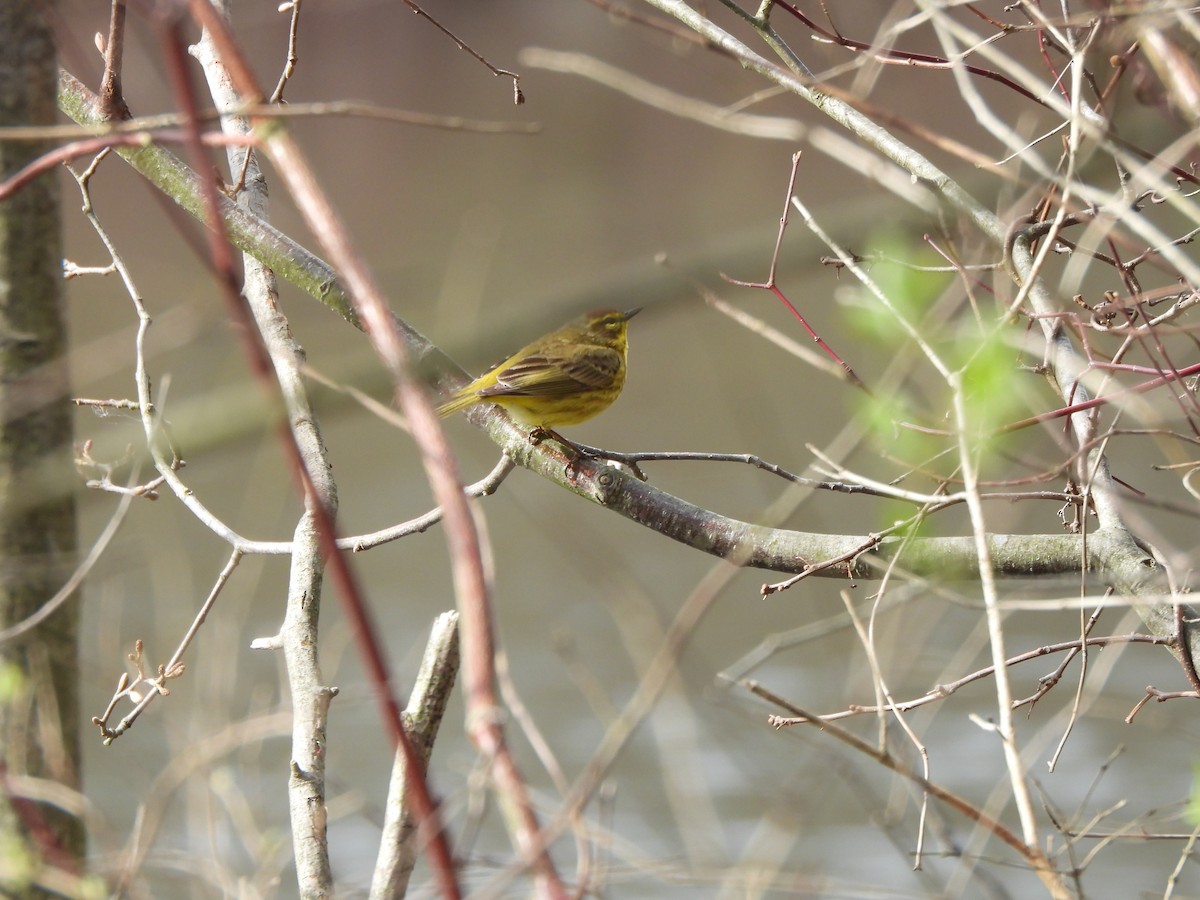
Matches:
[[50, 1, 1200, 896]]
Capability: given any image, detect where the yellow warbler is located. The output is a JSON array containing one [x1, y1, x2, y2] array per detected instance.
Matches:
[[437, 308, 640, 429]]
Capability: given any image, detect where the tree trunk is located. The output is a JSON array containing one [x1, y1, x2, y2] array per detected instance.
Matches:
[[0, 3, 84, 895]]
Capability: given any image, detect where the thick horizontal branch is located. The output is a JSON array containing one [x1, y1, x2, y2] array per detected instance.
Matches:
[[497, 424, 1162, 585]]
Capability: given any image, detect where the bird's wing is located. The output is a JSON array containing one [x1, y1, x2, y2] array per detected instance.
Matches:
[[479, 346, 621, 398]]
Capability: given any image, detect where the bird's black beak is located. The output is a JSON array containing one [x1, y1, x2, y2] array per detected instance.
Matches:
[[623, 307, 643, 320]]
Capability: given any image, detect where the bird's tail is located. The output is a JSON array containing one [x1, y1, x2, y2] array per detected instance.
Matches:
[[435, 388, 477, 418]]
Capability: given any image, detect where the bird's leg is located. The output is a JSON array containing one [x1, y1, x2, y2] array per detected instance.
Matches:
[[529, 426, 590, 457], [528, 427, 595, 477], [528, 426, 576, 450], [529, 429, 648, 481]]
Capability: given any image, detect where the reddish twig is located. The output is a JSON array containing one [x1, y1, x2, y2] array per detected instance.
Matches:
[[160, 9, 465, 895], [772, 0, 1045, 106], [722, 152, 868, 392], [999, 359, 1200, 435], [0, 131, 254, 201], [186, 3, 564, 895]]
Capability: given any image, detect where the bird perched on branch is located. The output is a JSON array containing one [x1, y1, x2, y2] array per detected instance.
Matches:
[[436, 308, 640, 442]]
